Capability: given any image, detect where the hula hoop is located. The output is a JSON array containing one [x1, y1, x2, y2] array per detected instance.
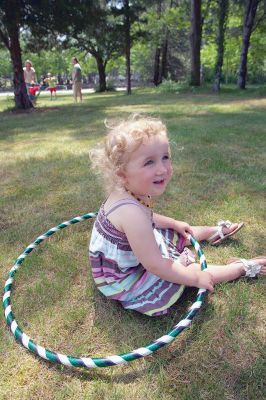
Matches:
[[3, 212, 207, 369]]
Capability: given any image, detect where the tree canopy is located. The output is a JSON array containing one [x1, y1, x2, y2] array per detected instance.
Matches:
[[0, 0, 265, 107]]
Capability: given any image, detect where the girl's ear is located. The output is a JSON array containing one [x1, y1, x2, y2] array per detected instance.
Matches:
[[116, 168, 127, 184]]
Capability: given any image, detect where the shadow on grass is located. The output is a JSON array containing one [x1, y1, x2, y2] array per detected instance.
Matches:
[[1, 89, 266, 143]]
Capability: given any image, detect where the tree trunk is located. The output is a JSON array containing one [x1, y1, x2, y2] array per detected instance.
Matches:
[[95, 55, 107, 92], [4, 6, 33, 109], [153, 0, 162, 86], [124, 0, 131, 95], [161, 0, 172, 81], [9, 29, 32, 109], [237, 0, 260, 89], [161, 37, 168, 80], [213, 0, 229, 92], [190, 0, 202, 86], [153, 47, 161, 86]]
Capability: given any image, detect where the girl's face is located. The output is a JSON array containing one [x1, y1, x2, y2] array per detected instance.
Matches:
[[120, 134, 173, 197]]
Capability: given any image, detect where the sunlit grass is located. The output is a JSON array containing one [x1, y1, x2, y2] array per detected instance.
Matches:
[[0, 87, 265, 399]]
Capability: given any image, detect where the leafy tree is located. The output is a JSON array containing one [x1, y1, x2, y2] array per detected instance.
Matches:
[[237, 0, 264, 89], [110, 0, 147, 94], [124, 0, 132, 94], [151, 0, 175, 86], [0, 47, 12, 82], [68, 5, 124, 92], [190, 0, 202, 86], [22, 48, 68, 78], [0, 0, 96, 108], [153, 1, 162, 85], [0, 0, 33, 108], [223, 10, 242, 83], [131, 42, 152, 82], [143, 1, 190, 85], [247, 15, 266, 82], [202, 3, 242, 84], [213, 0, 229, 92]]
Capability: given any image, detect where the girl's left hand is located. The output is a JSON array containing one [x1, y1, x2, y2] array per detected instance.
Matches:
[[175, 221, 194, 239]]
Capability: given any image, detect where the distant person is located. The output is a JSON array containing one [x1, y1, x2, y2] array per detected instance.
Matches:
[[44, 73, 57, 100], [23, 60, 37, 89], [71, 57, 82, 102]]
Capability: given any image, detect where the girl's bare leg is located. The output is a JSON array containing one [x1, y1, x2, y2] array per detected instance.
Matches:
[[186, 262, 244, 284], [186, 257, 266, 284], [187, 263, 245, 284]]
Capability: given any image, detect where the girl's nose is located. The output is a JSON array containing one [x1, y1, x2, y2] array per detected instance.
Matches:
[[156, 161, 168, 174]]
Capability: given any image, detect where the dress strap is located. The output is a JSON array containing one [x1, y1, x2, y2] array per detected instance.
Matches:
[[105, 198, 144, 217]]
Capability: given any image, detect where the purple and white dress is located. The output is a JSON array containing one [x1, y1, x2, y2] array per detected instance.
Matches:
[[89, 199, 186, 316]]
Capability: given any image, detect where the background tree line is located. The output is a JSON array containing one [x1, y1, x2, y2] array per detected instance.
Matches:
[[0, 0, 265, 108]]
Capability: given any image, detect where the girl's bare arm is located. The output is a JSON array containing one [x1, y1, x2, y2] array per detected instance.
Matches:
[[117, 206, 214, 291], [153, 212, 193, 238]]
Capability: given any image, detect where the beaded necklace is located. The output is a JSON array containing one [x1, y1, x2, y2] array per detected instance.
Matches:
[[125, 189, 153, 208]]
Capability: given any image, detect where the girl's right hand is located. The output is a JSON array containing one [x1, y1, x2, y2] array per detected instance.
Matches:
[[196, 270, 214, 292]]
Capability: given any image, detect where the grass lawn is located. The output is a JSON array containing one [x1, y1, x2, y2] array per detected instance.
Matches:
[[0, 86, 265, 400]]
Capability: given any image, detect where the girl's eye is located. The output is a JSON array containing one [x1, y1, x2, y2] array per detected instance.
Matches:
[[144, 160, 153, 166], [163, 155, 170, 160]]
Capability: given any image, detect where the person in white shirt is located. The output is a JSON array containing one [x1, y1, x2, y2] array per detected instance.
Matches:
[[23, 60, 37, 87], [71, 57, 82, 102]]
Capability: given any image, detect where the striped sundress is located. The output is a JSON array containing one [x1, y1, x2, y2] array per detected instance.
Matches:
[[89, 199, 186, 316]]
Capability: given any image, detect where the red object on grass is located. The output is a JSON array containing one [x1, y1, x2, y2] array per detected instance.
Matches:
[[28, 86, 40, 96]]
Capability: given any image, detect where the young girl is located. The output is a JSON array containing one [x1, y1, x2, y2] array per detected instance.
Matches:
[[44, 73, 57, 100], [89, 116, 265, 317]]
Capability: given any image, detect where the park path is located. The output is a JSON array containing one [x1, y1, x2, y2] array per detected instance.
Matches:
[[0, 87, 127, 97]]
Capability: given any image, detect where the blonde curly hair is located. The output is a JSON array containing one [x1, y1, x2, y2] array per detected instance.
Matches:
[[89, 115, 168, 193]]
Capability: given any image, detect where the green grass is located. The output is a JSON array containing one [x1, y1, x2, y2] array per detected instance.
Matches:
[[0, 87, 265, 400]]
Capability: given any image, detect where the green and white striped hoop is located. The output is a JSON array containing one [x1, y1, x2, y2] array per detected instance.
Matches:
[[3, 212, 207, 369]]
